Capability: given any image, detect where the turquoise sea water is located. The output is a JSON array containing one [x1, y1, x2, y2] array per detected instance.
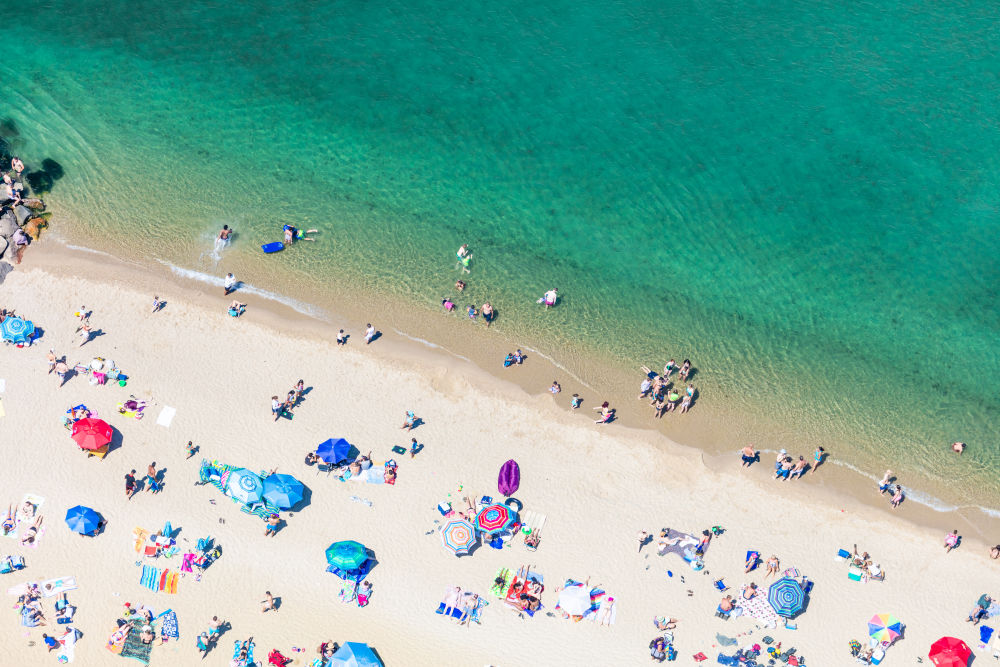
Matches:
[[4, 2, 998, 505]]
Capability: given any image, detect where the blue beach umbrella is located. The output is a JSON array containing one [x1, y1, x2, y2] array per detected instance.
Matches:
[[262, 473, 304, 510], [64, 505, 101, 534], [767, 577, 806, 618], [316, 438, 352, 464], [0, 316, 34, 344], [326, 540, 369, 569], [226, 468, 264, 504], [330, 642, 382, 667]]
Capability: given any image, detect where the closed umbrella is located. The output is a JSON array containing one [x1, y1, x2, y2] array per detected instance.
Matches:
[[557, 584, 591, 616], [0, 316, 34, 344], [226, 468, 264, 504], [316, 438, 352, 464], [326, 540, 368, 569], [498, 459, 520, 496], [440, 519, 477, 556], [868, 613, 903, 644], [64, 505, 101, 534], [71, 418, 112, 450], [330, 642, 382, 667], [929, 637, 972, 667], [767, 577, 806, 617], [262, 473, 304, 509], [475, 504, 518, 535]]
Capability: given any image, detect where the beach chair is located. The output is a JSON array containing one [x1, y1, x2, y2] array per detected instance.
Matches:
[[745, 551, 760, 571], [86, 444, 109, 460], [715, 605, 731, 620], [714, 579, 729, 592]]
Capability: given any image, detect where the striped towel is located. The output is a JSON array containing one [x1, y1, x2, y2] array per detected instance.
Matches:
[[140, 565, 160, 592], [165, 572, 179, 594]]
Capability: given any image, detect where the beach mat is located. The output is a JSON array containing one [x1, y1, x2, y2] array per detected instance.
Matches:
[[40, 576, 77, 597], [155, 406, 176, 427], [120, 624, 152, 664], [140, 565, 160, 592], [58, 627, 79, 663]]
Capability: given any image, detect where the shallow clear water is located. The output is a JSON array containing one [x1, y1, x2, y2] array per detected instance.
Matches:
[[4, 1, 998, 505]]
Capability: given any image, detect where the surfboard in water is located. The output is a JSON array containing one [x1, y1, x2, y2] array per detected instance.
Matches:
[[261, 242, 284, 254], [498, 459, 520, 496]]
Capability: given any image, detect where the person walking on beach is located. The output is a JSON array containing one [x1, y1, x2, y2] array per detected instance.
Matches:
[[54, 360, 68, 387], [336, 329, 346, 346], [186, 441, 196, 459], [125, 470, 138, 500], [890, 485, 904, 508], [740, 444, 756, 467], [46, 349, 56, 374], [224, 273, 237, 296], [151, 296, 162, 313], [637, 530, 649, 553], [810, 447, 826, 474], [363, 323, 375, 345], [76, 322, 92, 347], [197, 632, 211, 657], [271, 396, 282, 422], [481, 302, 495, 326], [678, 359, 691, 381], [294, 379, 305, 405], [146, 463, 161, 493], [944, 529, 960, 553], [74, 307, 88, 332], [265, 514, 280, 537]]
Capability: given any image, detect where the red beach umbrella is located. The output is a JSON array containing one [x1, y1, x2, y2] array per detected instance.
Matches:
[[929, 637, 972, 667], [71, 418, 113, 450], [475, 503, 517, 535]]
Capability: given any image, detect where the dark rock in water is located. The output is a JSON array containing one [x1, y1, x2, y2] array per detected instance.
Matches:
[[21, 198, 45, 211], [41, 158, 64, 180], [25, 170, 53, 194], [0, 239, 8, 263], [0, 118, 19, 138]]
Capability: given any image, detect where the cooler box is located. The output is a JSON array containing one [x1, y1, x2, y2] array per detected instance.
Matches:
[[848, 566, 863, 581], [871, 648, 885, 665]]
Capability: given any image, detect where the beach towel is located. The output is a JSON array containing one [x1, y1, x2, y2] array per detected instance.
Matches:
[[58, 627, 79, 663], [165, 571, 179, 594], [181, 553, 194, 573], [980, 625, 994, 647], [120, 624, 153, 664], [132, 527, 152, 554], [39, 576, 77, 597], [20, 605, 42, 627], [656, 528, 699, 560], [160, 610, 179, 639], [469, 596, 489, 624], [988, 601, 1000, 618], [155, 406, 176, 427], [716, 633, 738, 647], [345, 464, 386, 485], [591, 596, 617, 625], [735, 590, 780, 628], [491, 568, 512, 597], [141, 565, 160, 592], [107, 625, 129, 655]]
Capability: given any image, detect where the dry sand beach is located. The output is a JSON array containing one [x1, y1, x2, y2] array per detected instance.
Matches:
[[0, 246, 997, 666]]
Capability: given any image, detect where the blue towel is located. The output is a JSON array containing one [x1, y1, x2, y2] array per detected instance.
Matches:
[[981, 625, 994, 644]]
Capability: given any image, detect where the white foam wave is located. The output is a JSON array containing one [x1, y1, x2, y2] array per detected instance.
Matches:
[[392, 328, 472, 363], [156, 260, 327, 320], [521, 345, 597, 392], [63, 243, 118, 260]]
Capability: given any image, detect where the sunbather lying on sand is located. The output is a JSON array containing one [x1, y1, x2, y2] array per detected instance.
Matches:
[[20, 515, 42, 545]]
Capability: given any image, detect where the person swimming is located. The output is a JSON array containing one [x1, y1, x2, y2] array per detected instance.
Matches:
[[283, 225, 318, 244]]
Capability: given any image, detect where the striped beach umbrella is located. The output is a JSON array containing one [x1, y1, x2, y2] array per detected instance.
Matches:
[[868, 613, 903, 644], [475, 504, 518, 535], [225, 468, 264, 504], [0, 316, 34, 344], [440, 519, 477, 556], [767, 577, 806, 617], [71, 418, 113, 450], [326, 540, 368, 569]]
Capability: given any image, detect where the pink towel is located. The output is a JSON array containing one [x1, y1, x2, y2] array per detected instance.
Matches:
[[181, 554, 194, 573]]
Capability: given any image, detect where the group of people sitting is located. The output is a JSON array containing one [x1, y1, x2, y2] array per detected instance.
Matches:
[[639, 363, 696, 417], [773, 449, 809, 480], [1, 157, 25, 206]]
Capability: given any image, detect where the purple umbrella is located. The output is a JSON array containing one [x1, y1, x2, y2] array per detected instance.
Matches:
[[498, 459, 520, 497]]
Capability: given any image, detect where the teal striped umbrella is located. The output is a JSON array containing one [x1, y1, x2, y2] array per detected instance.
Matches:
[[0, 316, 34, 344], [325, 540, 368, 569]]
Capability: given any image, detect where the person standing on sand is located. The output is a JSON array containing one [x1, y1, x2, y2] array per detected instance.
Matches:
[[890, 485, 904, 508], [46, 349, 56, 374], [151, 296, 162, 313], [54, 361, 68, 387], [224, 273, 237, 296], [74, 307, 88, 332], [740, 444, 756, 467], [638, 530, 648, 553], [146, 462, 161, 493], [336, 329, 346, 346], [186, 441, 196, 459], [363, 323, 375, 345], [76, 322, 92, 347], [481, 302, 495, 327], [810, 447, 826, 474], [125, 470, 137, 500], [265, 514, 280, 537], [271, 396, 282, 422]]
